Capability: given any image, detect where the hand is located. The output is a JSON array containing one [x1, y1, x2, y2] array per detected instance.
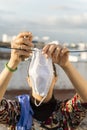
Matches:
[[42, 43, 69, 68], [10, 32, 34, 65]]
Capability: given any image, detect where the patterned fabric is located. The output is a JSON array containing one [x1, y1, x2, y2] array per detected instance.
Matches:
[[0, 94, 87, 130], [0, 98, 20, 129]]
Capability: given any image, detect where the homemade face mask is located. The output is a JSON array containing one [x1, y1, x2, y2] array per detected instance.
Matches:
[[28, 48, 54, 106]]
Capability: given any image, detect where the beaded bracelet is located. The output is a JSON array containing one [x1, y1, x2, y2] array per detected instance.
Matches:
[[5, 62, 17, 72]]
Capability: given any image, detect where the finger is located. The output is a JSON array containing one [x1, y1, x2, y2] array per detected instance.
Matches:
[[12, 37, 34, 49], [42, 44, 61, 58], [42, 44, 51, 57], [17, 32, 32, 38], [18, 50, 32, 57], [46, 45, 58, 58], [60, 47, 69, 56], [42, 44, 50, 52], [53, 47, 60, 58], [52, 46, 62, 63], [12, 37, 25, 45], [16, 32, 33, 42], [23, 38, 34, 47], [42, 44, 57, 57], [18, 45, 33, 52], [48, 44, 57, 55]]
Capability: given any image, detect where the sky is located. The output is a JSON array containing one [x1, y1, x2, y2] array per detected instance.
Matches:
[[0, 0, 87, 43]]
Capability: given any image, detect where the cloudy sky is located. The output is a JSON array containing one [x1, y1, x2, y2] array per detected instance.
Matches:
[[0, 0, 87, 43]]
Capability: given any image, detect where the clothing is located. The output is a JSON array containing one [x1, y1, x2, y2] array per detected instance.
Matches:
[[0, 94, 87, 130]]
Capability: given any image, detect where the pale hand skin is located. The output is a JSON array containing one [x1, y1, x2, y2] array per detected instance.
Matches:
[[0, 32, 34, 100], [42, 43, 87, 102]]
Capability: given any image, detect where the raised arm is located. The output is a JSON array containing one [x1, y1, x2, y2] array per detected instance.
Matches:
[[0, 32, 33, 100], [42, 43, 87, 102], [62, 61, 87, 102]]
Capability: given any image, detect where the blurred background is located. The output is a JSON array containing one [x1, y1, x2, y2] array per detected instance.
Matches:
[[0, 0, 87, 129], [0, 0, 87, 43]]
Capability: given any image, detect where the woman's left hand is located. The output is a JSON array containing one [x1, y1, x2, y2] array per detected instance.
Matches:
[[42, 43, 70, 68]]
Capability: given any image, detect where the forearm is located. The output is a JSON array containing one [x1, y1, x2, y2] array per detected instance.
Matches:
[[62, 62, 87, 102], [0, 60, 19, 100], [0, 32, 33, 100]]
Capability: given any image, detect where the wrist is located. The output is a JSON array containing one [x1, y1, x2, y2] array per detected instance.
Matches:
[[6, 60, 19, 72], [61, 61, 71, 70], [5, 62, 17, 72], [62, 61, 72, 72], [8, 59, 20, 69]]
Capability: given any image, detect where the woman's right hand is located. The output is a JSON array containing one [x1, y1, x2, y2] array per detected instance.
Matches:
[[9, 32, 34, 67]]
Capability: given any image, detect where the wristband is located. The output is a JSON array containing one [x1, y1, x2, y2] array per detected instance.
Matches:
[[5, 62, 17, 72]]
